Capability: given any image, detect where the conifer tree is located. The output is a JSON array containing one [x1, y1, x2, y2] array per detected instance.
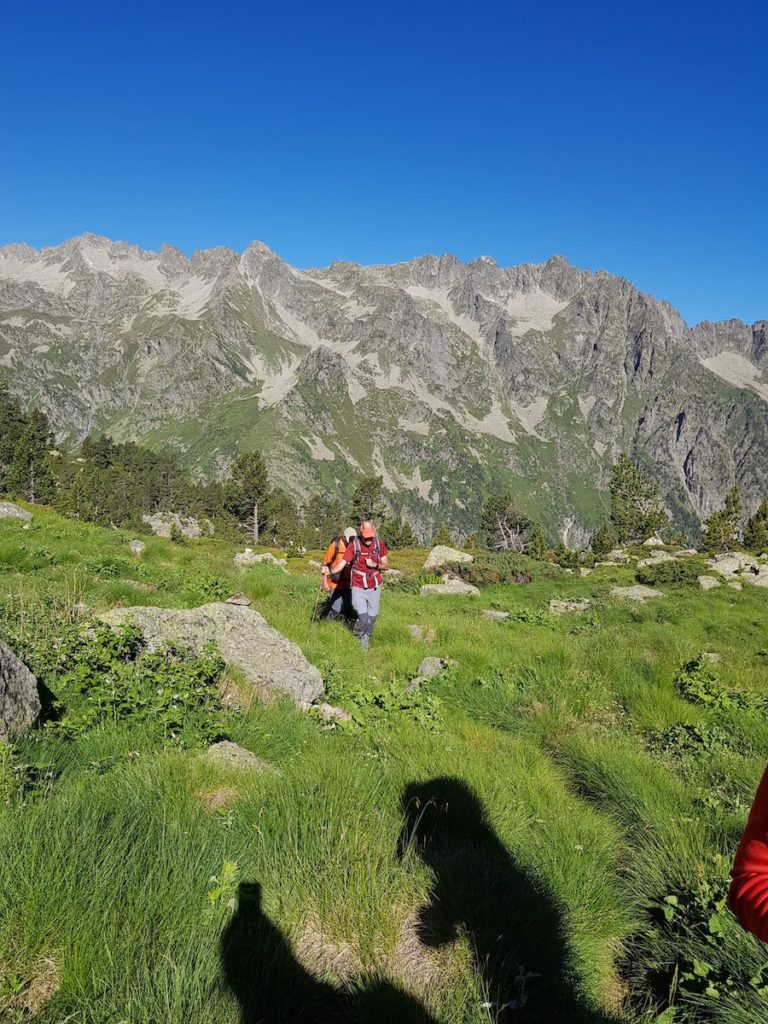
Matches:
[[608, 453, 668, 543], [744, 500, 768, 553]]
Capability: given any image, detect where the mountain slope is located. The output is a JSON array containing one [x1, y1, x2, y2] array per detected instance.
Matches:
[[1, 234, 766, 540]]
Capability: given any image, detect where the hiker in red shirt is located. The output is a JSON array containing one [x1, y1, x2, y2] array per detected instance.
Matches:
[[332, 520, 389, 650], [730, 764, 768, 942]]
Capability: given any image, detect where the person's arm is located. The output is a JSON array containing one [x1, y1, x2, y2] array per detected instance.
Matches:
[[729, 764, 768, 942], [377, 542, 389, 570]]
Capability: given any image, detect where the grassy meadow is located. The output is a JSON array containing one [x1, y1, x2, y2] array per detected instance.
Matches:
[[1, 505, 767, 1023]]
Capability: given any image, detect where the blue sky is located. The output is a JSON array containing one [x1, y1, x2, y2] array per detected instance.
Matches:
[[2, 0, 765, 324]]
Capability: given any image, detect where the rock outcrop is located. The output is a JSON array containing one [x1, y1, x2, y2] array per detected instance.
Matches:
[[0, 641, 41, 741], [99, 602, 323, 705], [141, 513, 214, 539], [421, 579, 480, 597], [423, 546, 473, 571], [0, 501, 31, 522]]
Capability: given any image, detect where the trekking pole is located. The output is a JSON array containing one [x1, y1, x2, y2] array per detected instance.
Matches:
[[306, 575, 325, 644]]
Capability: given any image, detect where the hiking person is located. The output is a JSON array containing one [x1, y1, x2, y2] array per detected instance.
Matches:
[[332, 520, 389, 650], [320, 527, 356, 621], [730, 763, 768, 941]]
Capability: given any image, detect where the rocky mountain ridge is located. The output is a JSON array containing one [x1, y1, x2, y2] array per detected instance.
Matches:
[[1, 233, 766, 540]]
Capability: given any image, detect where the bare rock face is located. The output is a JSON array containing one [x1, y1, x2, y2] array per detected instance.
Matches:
[[0, 640, 41, 741], [423, 546, 474, 571], [99, 602, 323, 705]]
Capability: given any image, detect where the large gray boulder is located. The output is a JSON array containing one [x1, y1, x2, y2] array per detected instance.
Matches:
[[423, 546, 473, 571], [421, 579, 480, 597], [0, 501, 32, 523], [100, 603, 323, 705], [0, 641, 41, 741], [141, 512, 213, 539]]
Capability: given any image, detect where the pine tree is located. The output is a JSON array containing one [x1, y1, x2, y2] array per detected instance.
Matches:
[[744, 500, 768, 553], [525, 523, 548, 559], [6, 410, 56, 504], [481, 493, 530, 552], [349, 475, 388, 525], [702, 484, 741, 553], [221, 450, 270, 543], [382, 517, 418, 547], [608, 453, 668, 543], [432, 525, 454, 547], [591, 520, 617, 556]]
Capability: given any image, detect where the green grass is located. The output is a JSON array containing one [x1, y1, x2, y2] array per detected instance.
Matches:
[[1, 504, 767, 1022]]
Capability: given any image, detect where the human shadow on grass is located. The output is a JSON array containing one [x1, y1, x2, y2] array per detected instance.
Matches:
[[398, 778, 623, 1024], [220, 881, 439, 1024]]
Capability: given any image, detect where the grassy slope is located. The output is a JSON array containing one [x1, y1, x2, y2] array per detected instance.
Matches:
[[0, 507, 767, 1022]]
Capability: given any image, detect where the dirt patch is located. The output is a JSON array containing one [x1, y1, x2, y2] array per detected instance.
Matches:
[[294, 914, 363, 981], [22, 954, 61, 1014], [199, 787, 239, 813]]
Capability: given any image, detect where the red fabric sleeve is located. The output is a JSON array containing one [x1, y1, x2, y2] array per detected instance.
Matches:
[[342, 542, 356, 563], [379, 541, 389, 557], [729, 763, 768, 942]]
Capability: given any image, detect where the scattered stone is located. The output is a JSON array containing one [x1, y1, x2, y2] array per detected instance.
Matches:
[[482, 609, 510, 621], [423, 545, 474, 571], [205, 741, 273, 772], [637, 551, 678, 568], [0, 640, 41, 741], [405, 675, 429, 694], [610, 585, 663, 602], [420, 579, 480, 597], [225, 593, 251, 606], [607, 549, 630, 562], [306, 559, 323, 569], [0, 500, 32, 522], [417, 657, 449, 677], [728, 581, 743, 591], [698, 575, 721, 591], [128, 539, 146, 556], [707, 552, 760, 578], [383, 568, 403, 577], [407, 624, 437, 641], [99, 602, 324, 704], [234, 548, 288, 570], [595, 560, 620, 567], [549, 598, 591, 615], [141, 512, 214, 538], [676, 549, 699, 557], [313, 702, 354, 727], [643, 536, 665, 547], [579, 567, 593, 577], [704, 652, 721, 664]]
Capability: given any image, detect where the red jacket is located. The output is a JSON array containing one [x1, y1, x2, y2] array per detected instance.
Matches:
[[729, 763, 768, 942]]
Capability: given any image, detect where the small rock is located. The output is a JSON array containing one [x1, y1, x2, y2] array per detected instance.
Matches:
[[205, 741, 272, 772], [313, 703, 353, 726], [676, 549, 699, 557], [703, 652, 721, 664], [234, 549, 288, 570], [421, 580, 480, 597], [0, 501, 32, 522], [423, 545, 474, 571], [708, 552, 760, 578], [728, 581, 743, 591], [128, 540, 146, 556], [549, 598, 591, 615], [383, 568, 403, 578], [407, 624, 437, 641], [483, 610, 510, 621], [417, 657, 449, 677], [607, 549, 630, 562], [225, 593, 251, 606], [405, 675, 429, 694], [698, 575, 721, 591], [595, 560, 619, 567], [579, 567, 593, 577], [637, 551, 678, 568], [307, 559, 323, 569], [642, 536, 665, 547], [610, 585, 663, 602], [0, 641, 41, 741]]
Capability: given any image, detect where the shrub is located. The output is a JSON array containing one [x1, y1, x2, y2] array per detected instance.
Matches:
[[636, 559, 700, 587]]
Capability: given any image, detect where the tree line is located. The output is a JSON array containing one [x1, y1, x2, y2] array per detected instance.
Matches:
[[2, 385, 766, 554]]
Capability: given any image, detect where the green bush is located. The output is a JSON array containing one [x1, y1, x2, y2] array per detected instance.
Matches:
[[636, 559, 701, 586], [451, 552, 543, 587]]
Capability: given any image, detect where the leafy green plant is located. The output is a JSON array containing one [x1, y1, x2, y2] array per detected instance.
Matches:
[[675, 655, 763, 712]]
